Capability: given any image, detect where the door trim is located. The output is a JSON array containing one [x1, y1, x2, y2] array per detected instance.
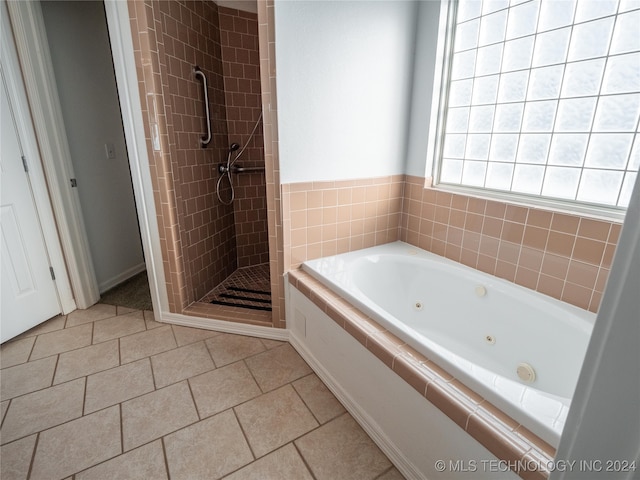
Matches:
[[6, 1, 99, 310], [103, 0, 167, 317], [1, 2, 73, 314]]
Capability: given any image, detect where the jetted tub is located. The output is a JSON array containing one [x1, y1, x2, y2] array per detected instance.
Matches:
[[302, 241, 596, 446]]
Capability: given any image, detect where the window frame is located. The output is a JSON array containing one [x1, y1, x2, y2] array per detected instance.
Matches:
[[425, 0, 633, 222]]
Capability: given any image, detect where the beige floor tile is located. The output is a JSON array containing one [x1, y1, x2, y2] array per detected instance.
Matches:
[[30, 406, 121, 480], [121, 381, 198, 451], [222, 443, 313, 480], [260, 338, 286, 350], [84, 358, 155, 414], [120, 325, 177, 364], [116, 306, 137, 316], [144, 311, 162, 329], [0, 435, 37, 480], [172, 324, 221, 346], [245, 344, 312, 392], [165, 410, 253, 480], [66, 304, 117, 327], [1, 336, 35, 369], [189, 361, 261, 418], [15, 315, 66, 340], [293, 374, 346, 424], [235, 384, 318, 458], [76, 439, 167, 480], [54, 339, 119, 385], [1, 401, 8, 423], [377, 467, 406, 479], [206, 334, 266, 367], [295, 413, 392, 480], [151, 341, 215, 388], [29, 324, 93, 361], [1, 378, 84, 444], [0, 356, 56, 401], [92, 312, 146, 344]]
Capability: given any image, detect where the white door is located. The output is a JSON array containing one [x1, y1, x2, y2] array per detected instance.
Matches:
[[1, 68, 61, 342]]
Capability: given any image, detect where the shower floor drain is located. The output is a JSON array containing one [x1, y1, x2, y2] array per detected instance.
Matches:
[[202, 264, 271, 311]]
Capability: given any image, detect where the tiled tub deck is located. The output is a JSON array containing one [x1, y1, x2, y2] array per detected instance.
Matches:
[[288, 268, 556, 480]]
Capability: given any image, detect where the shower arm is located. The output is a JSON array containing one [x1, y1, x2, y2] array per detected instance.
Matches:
[[231, 165, 265, 173], [194, 66, 211, 147]]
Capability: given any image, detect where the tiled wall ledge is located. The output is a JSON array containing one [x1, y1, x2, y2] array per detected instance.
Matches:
[[289, 268, 555, 480]]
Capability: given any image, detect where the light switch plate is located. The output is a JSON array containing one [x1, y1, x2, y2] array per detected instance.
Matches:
[[105, 143, 116, 159]]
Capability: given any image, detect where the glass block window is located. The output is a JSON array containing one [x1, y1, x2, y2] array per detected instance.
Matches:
[[436, 0, 640, 209]]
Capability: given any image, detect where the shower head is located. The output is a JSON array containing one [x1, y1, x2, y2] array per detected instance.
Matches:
[[229, 143, 240, 152]]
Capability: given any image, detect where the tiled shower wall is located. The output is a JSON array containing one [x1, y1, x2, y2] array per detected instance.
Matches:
[[281, 175, 622, 313], [219, 7, 269, 268], [128, 0, 236, 311]]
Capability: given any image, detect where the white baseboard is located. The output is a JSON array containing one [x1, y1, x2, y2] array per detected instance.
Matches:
[[289, 332, 425, 480], [98, 262, 147, 293], [161, 311, 290, 341]]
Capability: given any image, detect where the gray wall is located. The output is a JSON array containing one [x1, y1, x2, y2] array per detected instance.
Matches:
[[41, 0, 144, 292], [275, 0, 419, 183], [405, 0, 443, 177]]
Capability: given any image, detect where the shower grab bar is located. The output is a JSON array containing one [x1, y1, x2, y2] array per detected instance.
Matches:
[[194, 66, 211, 147], [231, 165, 265, 174]]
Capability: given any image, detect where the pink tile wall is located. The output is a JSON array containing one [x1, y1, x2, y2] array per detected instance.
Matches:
[[281, 174, 622, 313], [219, 6, 269, 268], [401, 176, 620, 312], [128, 0, 237, 311], [282, 176, 405, 270]]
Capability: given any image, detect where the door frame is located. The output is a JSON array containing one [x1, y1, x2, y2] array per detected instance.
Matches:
[[1, 2, 73, 315], [6, 1, 98, 311], [6, 0, 167, 317], [102, 0, 166, 316]]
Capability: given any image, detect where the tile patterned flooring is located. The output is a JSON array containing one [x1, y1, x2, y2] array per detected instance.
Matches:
[[201, 264, 272, 312], [0, 304, 404, 479]]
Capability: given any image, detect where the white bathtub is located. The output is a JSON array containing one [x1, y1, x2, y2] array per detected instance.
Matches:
[[302, 241, 596, 446]]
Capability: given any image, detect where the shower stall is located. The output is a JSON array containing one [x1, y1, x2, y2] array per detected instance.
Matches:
[[128, 1, 271, 324]]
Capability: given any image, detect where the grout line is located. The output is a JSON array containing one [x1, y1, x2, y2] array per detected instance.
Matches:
[[148, 356, 158, 392], [231, 406, 257, 461], [26, 431, 39, 480], [185, 377, 201, 421], [50, 353, 60, 388], [290, 376, 322, 427], [242, 357, 265, 394], [118, 403, 124, 457], [292, 440, 319, 480], [81, 376, 88, 417], [160, 437, 172, 480]]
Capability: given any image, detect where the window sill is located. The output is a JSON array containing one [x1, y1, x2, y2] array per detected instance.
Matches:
[[427, 182, 627, 224]]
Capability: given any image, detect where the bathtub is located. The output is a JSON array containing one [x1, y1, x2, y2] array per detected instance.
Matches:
[[301, 241, 596, 447]]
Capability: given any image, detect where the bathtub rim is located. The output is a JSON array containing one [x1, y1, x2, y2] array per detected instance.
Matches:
[[301, 241, 596, 443], [288, 268, 556, 479]]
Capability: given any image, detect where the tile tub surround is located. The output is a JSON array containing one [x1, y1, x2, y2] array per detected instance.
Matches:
[[282, 174, 621, 313], [401, 176, 621, 312], [0, 304, 403, 480], [288, 269, 556, 480], [282, 175, 405, 270]]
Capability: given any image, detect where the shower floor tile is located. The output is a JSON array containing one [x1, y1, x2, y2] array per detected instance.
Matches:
[[0, 304, 405, 479], [201, 263, 272, 311]]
